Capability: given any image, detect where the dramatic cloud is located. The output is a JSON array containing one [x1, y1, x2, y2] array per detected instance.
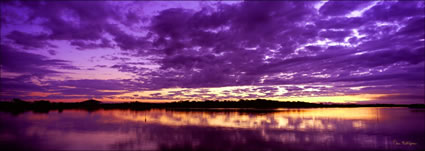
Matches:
[[1, 1, 424, 103], [0, 44, 79, 76]]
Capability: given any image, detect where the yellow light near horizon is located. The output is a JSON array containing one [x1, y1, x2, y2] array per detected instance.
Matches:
[[111, 84, 388, 103], [271, 94, 388, 103], [112, 89, 388, 103]]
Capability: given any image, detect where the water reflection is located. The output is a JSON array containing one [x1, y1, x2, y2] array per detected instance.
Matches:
[[101, 108, 379, 130], [0, 108, 424, 151]]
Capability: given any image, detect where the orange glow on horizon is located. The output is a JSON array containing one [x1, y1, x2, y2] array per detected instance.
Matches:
[[29, 92, 61, 97], [20, 93, 389, 103]]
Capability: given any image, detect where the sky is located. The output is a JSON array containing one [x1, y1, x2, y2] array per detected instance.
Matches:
[[0, 1, 424, 104]]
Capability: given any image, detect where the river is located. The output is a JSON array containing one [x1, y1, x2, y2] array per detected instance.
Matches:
[[0, 107, 424, 151]]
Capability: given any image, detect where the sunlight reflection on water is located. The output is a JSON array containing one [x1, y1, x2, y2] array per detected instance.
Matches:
[[0, 108, 424, 151], [100, 108, 379, 130]]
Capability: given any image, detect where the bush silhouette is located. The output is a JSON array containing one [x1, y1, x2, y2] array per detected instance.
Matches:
[[0, 98, 423, 115]]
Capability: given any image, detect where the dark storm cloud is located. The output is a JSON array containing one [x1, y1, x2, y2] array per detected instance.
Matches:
[[3, 1, 132, 50], [110, 64, 149, 74], [23, 1, 116, 41], [130, 1, 423, 102], [138, 1, 321, 88], [0, 78, 137, 100], [1, 1, 424, 102], [318, 30, 352, 42], [104, 1, 424, 98], [6, 31, 54, 49], [319, 1, 371, 16], [0, 75, 46, 97], [49, 79, 127, 91], [0, 44, 79, 76], [315, 17, 367, 29], [70, 38, 114, 50], [363, 1, 424, 22], [104, 24, 150, 51], [48, 49, 57, 55]]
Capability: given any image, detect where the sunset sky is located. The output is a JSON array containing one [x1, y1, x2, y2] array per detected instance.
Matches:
[[0, 1, 424, 104]]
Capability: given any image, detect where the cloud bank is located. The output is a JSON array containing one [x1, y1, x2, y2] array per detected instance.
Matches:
[[1, 1, 424, 103]]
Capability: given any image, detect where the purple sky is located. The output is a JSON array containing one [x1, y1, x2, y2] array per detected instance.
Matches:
[[0, 1, 424, 104]]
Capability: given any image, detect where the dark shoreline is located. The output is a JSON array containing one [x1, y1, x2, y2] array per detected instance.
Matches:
[[1, 98, 424, 115]]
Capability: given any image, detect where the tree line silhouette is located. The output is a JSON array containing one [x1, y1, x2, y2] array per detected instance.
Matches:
[[0, 98, 423, 115]]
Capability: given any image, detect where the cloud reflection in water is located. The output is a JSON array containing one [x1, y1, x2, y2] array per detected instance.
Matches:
[[0, 108, 423, 151]]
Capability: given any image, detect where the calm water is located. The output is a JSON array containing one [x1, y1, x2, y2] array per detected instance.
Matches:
[[0, 108, 424, 151]]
